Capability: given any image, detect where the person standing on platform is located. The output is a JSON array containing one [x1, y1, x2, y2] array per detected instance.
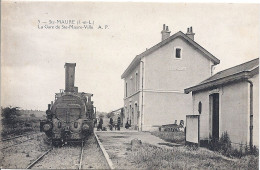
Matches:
[[117, 116, 121, 131], [94, 118, 97, 127], [109, 117, 114, 131], [98, 117, 103, 131]]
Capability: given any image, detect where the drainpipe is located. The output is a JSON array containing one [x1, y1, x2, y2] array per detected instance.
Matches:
[[246, 80, 253, 150], [211, 64, 216, 76], [140, 60, 144, 131]]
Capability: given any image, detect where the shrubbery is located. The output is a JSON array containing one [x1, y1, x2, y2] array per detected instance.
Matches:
[[208, 131, 259, 158], [1, 106, 40, 137], [128, 143, 258, 169], [1, 106, 21, 126]]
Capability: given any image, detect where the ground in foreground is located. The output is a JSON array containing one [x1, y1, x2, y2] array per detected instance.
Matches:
[[97, 131, 258, 169]]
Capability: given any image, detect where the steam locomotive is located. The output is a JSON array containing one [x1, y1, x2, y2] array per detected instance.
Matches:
[[40, 63, 96, 146]]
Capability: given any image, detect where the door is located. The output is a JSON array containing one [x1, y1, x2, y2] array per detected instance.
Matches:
[[211, 93, 219, 140]]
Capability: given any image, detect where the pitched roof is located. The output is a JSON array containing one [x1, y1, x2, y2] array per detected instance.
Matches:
[[121, 31, 220, 79], [184, 58, 259, 94]]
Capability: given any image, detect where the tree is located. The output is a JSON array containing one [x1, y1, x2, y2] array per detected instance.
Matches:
[[1, 106, 21, 126], [106, 112, 115, 118]]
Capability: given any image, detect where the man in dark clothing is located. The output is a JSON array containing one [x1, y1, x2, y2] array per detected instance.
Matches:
[[94, 118, 97, 127], [125, 118, 130, 129], [98, 117, 103, 131], [117, 116, 121, 131], [109, 117, 113, 131]]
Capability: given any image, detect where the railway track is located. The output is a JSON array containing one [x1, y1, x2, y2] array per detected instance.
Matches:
[[1, 138, 32, 150], [0, 132, 39, 142], [24, 134, 111, 169], [26, 140, 86, 169], [1, 132, 38, 142], [26, 148, 52, 169], [0, 133, 39, 150], [78, 140, 84, 170]]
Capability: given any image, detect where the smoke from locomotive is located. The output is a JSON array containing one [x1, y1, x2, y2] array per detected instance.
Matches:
[[40, 63, 96, 146]]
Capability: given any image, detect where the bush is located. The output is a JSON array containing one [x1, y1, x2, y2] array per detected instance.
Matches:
[[1, 106, 21, 126], [219, 131, 232, 156], [251, 146, 259, 156], [208, 132, 236, 157], [127, 143, 258, 169], [208, 131, 258, 158], [106, 112, 115, 118], [1, 106, 40, 137]]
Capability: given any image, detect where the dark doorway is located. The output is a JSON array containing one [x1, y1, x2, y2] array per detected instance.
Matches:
[[211, 93, 219, 140]]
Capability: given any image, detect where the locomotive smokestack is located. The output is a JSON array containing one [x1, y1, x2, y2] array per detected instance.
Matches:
[[64, 63, 76, 92]]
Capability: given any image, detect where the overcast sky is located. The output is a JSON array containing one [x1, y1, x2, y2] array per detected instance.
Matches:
[[1, 2, 259, 112]]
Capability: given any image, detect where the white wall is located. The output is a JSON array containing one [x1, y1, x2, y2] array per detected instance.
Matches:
[[186, 115, 200, 144], [144, 37, 212, 91], [221, 81, 249, 145], [123, 64, 141, 128], [250, 74, 259, 147], [142, 92, 192, 130], [141, 36, 213, 131], [192, 80, 256, 146], [192, 90, 210, 140]]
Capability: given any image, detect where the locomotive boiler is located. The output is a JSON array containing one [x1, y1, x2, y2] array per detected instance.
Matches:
[[40, 63, 96, 146]]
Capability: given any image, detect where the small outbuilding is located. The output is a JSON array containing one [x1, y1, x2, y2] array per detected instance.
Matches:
[[185, 58, 259, 148]]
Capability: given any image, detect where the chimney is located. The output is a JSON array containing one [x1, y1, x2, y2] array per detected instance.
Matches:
[[64, 63, 76, 92], [161, 24, 171, 41], [186, 26, 195, 40]]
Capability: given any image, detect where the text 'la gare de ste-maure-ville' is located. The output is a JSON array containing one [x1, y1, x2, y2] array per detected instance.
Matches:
[[38, 20, 109, 29]]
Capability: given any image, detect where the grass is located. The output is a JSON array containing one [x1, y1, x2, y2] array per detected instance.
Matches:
[[128, 143, 259, 169], [1, 126, 34, 137], [151, 131, 185, 145], [1, 107, 42, 137]]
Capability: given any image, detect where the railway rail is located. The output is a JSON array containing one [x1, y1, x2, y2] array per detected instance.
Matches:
[[78, 140, 84, 170], [1, 132, 111, 169], [0, 133, 40, 150], [1, 132, 38, 142], [25, 141, 85, 169], [94, 132, 114, 169], [26, 148, 53, 169]]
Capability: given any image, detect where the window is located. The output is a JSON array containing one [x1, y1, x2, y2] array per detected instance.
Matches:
[[198, 101, 202, 114], [174, 47, 182, 59], [176, 48, 181, 58]]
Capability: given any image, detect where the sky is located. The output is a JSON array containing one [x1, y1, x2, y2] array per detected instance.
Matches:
[[1, 2, 260, 112]]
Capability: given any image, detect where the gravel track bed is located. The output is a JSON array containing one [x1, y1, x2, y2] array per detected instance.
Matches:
[[81, 135, 109, 169], [32, 135, 109, 169], [33, 144, 82, 169], [0, 132, 50, 169]]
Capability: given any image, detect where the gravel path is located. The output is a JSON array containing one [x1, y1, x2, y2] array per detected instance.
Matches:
[[95, 131, 181, 169]]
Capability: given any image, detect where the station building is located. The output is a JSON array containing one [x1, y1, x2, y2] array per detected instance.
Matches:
[[121, 24, 220, 131]]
